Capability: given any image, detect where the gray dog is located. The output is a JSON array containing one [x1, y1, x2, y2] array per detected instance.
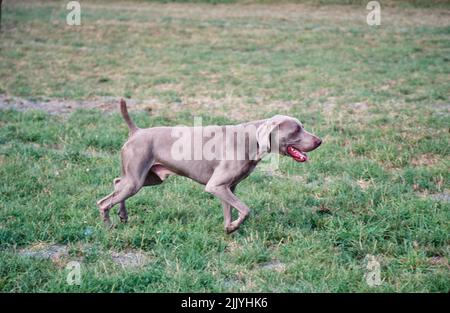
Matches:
[[97, 99, 322, 233]]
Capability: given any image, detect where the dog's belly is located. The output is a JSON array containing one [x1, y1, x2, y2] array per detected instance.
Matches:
[[150, 160, 217, 185]]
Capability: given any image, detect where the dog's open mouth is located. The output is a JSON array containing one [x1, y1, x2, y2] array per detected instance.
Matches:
[[287, 146, 308, 162]]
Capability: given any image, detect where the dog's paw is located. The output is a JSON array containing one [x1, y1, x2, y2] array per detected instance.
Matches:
[[225, 225, 239, 234]]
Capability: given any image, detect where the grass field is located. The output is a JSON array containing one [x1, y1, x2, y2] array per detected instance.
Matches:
[[0, 1, 449, 292]]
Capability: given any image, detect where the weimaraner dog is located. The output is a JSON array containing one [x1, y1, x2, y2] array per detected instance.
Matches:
[[97, 99, 322, 233]]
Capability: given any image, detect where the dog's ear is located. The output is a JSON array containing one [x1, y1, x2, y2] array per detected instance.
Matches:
[[256, 115, 284, 159]]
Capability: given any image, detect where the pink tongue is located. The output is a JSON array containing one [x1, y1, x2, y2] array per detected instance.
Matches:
[[287, 146, 308, 162]]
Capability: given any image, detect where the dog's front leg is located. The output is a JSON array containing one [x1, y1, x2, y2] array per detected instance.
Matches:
[[206, 185, 249, 234], [220, 185, 237, 231], [221, 200, 232, 229]]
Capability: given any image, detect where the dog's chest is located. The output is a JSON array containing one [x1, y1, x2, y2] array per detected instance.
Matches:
[[233, 160, 257, 183]]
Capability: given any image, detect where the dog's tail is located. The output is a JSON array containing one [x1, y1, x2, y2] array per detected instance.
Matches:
[[120, 98, 138, 135]]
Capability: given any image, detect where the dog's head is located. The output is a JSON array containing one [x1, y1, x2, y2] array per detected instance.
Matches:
[[256, 115, 322, 162]]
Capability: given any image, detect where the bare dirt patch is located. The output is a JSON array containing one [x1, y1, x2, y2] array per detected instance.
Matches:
[[0, 95, 153, 115], [18, 243, 68, 261], [357, 179, 372, 190], [110, 250, 152, 269], [428, 192, 450, 203], [411, 153, 440, 166], [0, 95, 297, 120], [82, 2, 450, 28], [17, 242, 152, 269], [259, 260, 286, 272], [349, 102, 370, 112], [226, 241, 243, 254], [428, 256, 450, 269]]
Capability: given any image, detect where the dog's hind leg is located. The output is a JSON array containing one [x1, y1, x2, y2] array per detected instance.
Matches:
[[114, 171, 163, 223], [97, 178, 142, 227], [97, 148, 154, 227], [113, 178, 128, 223]]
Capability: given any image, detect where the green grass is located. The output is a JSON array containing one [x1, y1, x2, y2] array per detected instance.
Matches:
[[0, 1, 449, 292]]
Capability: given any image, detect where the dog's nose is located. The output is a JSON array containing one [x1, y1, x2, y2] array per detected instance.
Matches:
[[315, 138, 322, 147]]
